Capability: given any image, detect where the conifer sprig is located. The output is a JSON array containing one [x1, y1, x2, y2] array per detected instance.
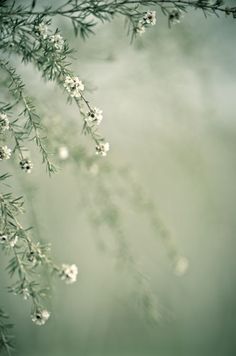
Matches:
[[0, 60, 56, 174], [0, 173, 78, 347]]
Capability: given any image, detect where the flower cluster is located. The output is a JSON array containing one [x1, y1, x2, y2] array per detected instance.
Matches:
[[0, 234, 7, 244], [143, 10, 157, 25], [169, 9, 184, 26], [64, 76, 84, 98], [95, 142, 110, 157], [85, 107, 103, 126], [31, 309, 50, 326], [0, 112, 10, 132], [0, 233, 18, 247], [60, 264, 78, 284], [35, 22, 48, 39], [26, 244, 47, 265], [0, 145, 11, 160], [35, 23, 65, 51], [48, 33, 64, 51], [136, 10, 156, 35], [20, 288, 30, 301], [26, 250, 38, 264], [19, 158, 33, 173]]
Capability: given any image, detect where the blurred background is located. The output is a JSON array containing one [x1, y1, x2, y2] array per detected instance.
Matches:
[[1, 3, 236, 355]]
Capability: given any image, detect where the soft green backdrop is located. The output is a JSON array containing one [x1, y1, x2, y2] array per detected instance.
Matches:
[[1, 4, 236, 356]]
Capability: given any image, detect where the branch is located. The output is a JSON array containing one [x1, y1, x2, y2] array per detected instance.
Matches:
[[0, 60, 57, 175]]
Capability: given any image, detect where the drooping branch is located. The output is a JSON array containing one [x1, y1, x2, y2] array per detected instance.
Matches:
[[1, 1, 234, 39]]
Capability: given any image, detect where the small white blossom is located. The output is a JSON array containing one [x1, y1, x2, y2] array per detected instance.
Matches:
[[0, 234, 8, 244], [19, 158, 33, 173], [169, 9, 184, 25], [0, 146, 11, 160], [143, 10, 156, 25], [136, 21, 146, 35], [174, 256, 189, 276], [0, 113, 10, 132], [31, 309, 50, 326], [60, 264, 78, 284], [95, 142, 110, 157], [85, 107, 103, 126], [27, 251, 37, 265], [64, 76, 84, 98], [35, 22, 48, 39], [22, 288, 30, 300], [9, 235, 18, 247], [49, 33, 64, 51], [58, 146, 69, 160], [0, 234, 17, 247]]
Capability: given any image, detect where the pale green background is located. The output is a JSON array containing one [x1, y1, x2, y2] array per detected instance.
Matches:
[[1, 3, 236, 356]]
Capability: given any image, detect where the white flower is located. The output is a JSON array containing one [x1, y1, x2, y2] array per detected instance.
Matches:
[[60, 264, 78, 284], [31, 309, 50, 326], [19, 158, 33, 173], [22, 288, 30, 300], [136, 10, 156, 35], [85, 107, 103, 126], [143, 10, 156, 25], [95, 142, 110, 157], [49, 33, 64, 51], [174, 256, 189, 276], [136, 21, 146, 35], [35, 22, 48, 39], [9, 235, 18, 247], [169, 9, 184, 25], [58, 146, 69, 160], [0, 113, 10, 132], [0, 234, 8, 244], [0, 234, 17, 247], [27, 250, 37, 265], [0, 146, 11, 160], [64, 75, 84, 98]]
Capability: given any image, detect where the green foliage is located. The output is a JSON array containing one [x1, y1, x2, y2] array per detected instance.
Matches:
[[0, 60, 56, 174]]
